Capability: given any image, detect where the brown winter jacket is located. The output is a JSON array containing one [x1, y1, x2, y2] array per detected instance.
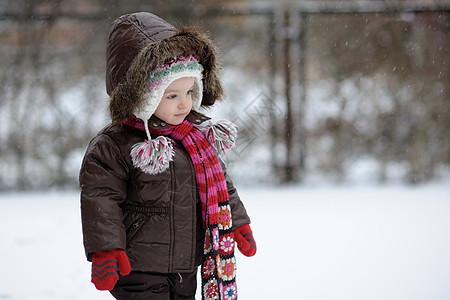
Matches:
[[80, 11, 250, 273], [80, 111, 251, 273]]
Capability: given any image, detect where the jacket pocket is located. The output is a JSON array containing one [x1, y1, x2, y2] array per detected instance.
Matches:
[[121, 202, 169, 245], [129, 241, 170, 272], [123, 214, 146, 243]]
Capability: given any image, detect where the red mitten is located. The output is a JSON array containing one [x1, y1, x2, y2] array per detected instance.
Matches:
[[234, 224, 257, 257], [91, 249, 131, 291]]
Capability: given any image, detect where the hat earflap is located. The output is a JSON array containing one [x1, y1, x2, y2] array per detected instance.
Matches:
[[129, 56, 204, 175]]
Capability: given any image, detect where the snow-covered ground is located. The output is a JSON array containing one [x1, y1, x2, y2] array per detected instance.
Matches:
[[1, 180, 449, 300]]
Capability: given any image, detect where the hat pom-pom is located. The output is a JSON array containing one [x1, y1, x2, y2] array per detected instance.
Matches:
[[198, 120, 238, 155], [130, 136, 174, 174]]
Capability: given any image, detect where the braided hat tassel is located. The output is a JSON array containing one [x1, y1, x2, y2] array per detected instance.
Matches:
[[197, 120, 238, 155], [130, 123, 174, 174]]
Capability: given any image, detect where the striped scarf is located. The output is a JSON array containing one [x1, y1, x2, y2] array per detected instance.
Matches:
[[125, 118, 238, 300]]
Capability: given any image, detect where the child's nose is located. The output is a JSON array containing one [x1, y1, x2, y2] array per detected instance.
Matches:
[[178, 96, 189, 108]]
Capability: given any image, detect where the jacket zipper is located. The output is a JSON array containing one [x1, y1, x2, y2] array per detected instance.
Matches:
[[168, 160, 175, 272], [190, 147, 199, 269]]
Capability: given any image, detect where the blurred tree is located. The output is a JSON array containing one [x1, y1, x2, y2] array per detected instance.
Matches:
[[0, 0, 111, 189], [305, 10, 449, 183]]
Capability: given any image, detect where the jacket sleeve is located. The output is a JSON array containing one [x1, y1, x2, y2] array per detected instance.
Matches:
[[79, 133, 129, 261], [221, 161, 251, 230]]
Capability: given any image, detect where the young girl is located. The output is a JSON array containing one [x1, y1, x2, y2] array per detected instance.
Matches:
[[79, 12, 256, 300]]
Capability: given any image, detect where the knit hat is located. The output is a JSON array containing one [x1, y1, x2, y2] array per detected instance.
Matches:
[[133, 56, 204, 122], [106, 12, 224, 124], [129, 56, 204, 175]]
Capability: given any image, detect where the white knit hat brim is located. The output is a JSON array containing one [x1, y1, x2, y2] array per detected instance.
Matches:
[[134, 70, 203, 122]]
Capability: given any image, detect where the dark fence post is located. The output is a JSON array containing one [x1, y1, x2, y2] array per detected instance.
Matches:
[[268, 11, 278, 179], [297, 12, 307, 181], [283, 9, 295, 183]]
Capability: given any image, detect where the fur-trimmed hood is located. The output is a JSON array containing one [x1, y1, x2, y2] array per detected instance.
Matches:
[[106, 12, 224, 123]]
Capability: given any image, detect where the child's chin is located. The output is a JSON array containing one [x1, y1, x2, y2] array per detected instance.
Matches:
[[168, 119, 183, 125], [170, 115, 187, 125]]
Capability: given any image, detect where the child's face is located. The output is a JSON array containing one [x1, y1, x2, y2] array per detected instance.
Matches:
[[154, 77, 195, 125]]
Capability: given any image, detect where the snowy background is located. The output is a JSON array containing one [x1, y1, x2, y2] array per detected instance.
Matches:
[[1, 179, 450, 300], [1, 3, 449, 299]]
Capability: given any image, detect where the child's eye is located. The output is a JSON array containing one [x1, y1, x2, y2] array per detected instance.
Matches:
[[166, 94, 177, 99], [187, 89, 194, 95]]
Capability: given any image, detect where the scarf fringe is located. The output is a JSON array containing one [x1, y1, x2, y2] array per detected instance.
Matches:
[[130, 136, 174, 174]]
